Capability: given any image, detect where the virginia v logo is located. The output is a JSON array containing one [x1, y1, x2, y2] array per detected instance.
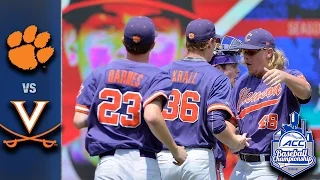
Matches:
[[270, 112, 316, 177], [12, 101, 48, 134], [0, 101, 61, 148]]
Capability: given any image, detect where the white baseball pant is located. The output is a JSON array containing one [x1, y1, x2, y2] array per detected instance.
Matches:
[[157, 148, 216, 180], [94, 149, 161, 180], [230, 158, 284, 180]]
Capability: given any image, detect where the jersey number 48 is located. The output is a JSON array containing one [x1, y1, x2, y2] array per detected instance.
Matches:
[[258, 113, 278, 130], [162, 89, 200, 123]]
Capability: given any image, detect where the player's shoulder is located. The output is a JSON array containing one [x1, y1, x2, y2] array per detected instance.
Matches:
[[90, 64, 110, 78], [85, 60, 123, 81], [131, 61, 170, 80], [160, 63, 173, 72], [284, 68, 303, 76], [139, 62, 168, 77], [148, 63, 167, 73], [103, 59, 124, 70], [194, 63, 232, 88], [283, 68, 309, 81], [174, 59, 222, 73], [103, 59, 164, 75], [206, 64, 225, 75], [203, 64, 228, 80], [139, 65, 171, 89]]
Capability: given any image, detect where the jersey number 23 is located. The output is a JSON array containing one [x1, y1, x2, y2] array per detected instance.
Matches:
[[97, 88, 141, 128]]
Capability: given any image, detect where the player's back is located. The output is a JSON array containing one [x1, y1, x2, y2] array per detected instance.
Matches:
[[162, 58, 231, 149], [84, 59, 171, 156]]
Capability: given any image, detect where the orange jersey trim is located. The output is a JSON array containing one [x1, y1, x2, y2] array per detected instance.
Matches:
[[236, 97, 280, 119], [75, 109, 89, 115], [76, 104, 89, 109], [207, 103, 234, 117], [75, 104, 89, 115], [143, 91, 168, 108]]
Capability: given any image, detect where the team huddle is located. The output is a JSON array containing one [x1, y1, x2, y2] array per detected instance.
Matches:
[[73, 16, 312, 180]]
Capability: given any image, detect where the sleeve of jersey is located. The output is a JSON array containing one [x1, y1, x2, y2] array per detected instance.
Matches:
[[287, 69, 311, 104], [207, 110, 227, 134], [207, 75, 234, 118], [75, 72, 97, 115], [142, 71, 173, 108]]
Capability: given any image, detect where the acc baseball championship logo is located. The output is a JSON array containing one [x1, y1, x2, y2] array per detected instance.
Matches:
[[270, 112, 316, 177]]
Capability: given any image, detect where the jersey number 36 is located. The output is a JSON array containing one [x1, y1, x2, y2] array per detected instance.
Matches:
[[97, 88, 141, 128], [162, 89, 200, 123]]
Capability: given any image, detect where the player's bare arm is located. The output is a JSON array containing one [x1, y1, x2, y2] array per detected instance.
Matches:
[[144, 97, 187, 166], [262, 67, 311, 100], [214, 126, 250, 152], [73, 112, 88, 129], [209, 110, 250, 152], [226, 120, 236, 134]]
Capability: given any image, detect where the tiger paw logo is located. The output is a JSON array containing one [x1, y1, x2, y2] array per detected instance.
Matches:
[[7, 25, 54, 71]]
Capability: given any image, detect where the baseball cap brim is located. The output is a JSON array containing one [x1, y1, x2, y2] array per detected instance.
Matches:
[[213, 61, 239, 66], [211, 54, 239, 66], [239, 43, 263, 50]]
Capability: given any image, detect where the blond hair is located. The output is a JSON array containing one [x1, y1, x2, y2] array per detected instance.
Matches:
[[268, 49, 288, 70]]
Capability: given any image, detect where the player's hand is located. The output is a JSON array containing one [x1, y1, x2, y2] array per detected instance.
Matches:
[[230, 133, 251, 153], [171, 146, 187, 166], [262, 67, 287, 87]]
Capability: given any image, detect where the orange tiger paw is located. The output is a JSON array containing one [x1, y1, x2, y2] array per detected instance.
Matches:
[[7, 25, 54, 70]]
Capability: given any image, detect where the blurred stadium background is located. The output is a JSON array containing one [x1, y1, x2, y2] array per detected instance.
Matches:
[[61, 0, 320, 179]]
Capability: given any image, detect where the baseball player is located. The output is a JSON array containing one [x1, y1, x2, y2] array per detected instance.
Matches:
[[157, 18, 251, 180], [73, 16, 187, 180], [211, 35, 242, 87], [230, 28, 312, 180], [210, 36, 242, 180]]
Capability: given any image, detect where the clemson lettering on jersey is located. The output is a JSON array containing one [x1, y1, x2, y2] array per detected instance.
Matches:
[[237, 83, 282, 118], [108, 69, 144, 88], [237, 83, 282, 112], [172, 70, 198, 84]]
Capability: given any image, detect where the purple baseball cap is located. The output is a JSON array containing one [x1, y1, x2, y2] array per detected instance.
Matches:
[[186, 18, 222, 43], [210, 54, 239, 66], [239, 28, 275, 50], [124, 16, 157, 45]]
